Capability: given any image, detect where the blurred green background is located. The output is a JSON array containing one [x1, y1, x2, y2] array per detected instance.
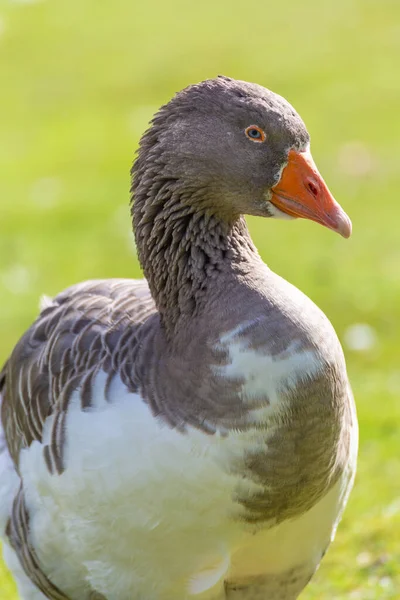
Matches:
[[0, 0, 399, 597]]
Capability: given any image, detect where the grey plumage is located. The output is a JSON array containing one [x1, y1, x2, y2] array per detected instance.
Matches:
[[0, 76, 356, 600]]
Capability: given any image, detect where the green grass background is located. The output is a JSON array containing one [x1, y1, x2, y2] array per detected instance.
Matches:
[[0, 0, 399, 597]]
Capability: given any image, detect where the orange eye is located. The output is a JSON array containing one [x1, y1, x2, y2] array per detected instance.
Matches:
[[245, 125, 266, 143]]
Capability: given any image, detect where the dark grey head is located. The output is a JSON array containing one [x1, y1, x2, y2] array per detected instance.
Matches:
[[132, 76, 351, 236], [133, 76, 309, 219]]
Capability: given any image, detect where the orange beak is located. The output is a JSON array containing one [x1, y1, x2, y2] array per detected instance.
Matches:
[[270, 149, 352, 238]]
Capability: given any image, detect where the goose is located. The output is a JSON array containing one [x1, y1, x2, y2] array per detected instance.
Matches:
[[0, 76, 358, 600]]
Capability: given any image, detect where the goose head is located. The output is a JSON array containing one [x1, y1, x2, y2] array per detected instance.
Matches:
[[133, 75, 351, 238]]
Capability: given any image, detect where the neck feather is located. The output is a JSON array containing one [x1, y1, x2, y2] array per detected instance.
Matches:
[[131, 175, 259, 335]]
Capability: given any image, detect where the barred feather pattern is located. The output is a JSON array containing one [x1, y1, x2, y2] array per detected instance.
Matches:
[[1, 278, 159, 599], [1, 279, 157, 476]]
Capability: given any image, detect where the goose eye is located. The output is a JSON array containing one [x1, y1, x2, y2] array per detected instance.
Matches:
[[245, 126, 266, 143]]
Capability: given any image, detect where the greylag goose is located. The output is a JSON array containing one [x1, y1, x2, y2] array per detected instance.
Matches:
[[0, 76, 358, 600]]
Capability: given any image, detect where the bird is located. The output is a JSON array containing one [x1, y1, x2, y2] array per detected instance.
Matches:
[[0, 76, 358, 600]]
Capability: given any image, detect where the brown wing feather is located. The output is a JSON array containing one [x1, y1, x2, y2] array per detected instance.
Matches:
[[0, 278, 157, 473]]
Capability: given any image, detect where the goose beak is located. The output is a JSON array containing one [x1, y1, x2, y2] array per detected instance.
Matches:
[[270, 149, 352, 238]]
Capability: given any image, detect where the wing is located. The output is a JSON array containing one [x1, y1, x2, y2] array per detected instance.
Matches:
[[0, 278, 157, 474]]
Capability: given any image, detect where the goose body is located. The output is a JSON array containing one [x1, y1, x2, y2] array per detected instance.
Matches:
[[0, 77, 357, 600]]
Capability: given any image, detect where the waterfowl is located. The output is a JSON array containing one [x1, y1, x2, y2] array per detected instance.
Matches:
[[0, 76, 358, 600]]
